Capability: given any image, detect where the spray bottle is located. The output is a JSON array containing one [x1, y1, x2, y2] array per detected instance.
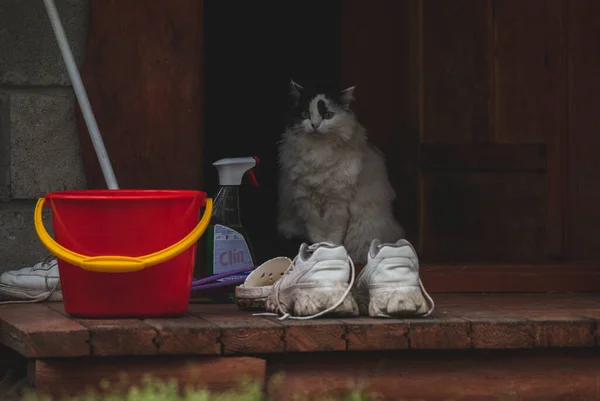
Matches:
[[204, 157, 259, 290]]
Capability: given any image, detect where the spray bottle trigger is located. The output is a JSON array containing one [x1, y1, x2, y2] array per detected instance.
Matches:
[[246, 156, 260, 187], [247, 170, 259, 187]]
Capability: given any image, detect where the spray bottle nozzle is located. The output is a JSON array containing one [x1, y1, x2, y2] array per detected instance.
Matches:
[[213, 157, 260, 187]]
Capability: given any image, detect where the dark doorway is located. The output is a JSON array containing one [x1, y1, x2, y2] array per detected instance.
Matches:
[[203, 0, 342, 262]]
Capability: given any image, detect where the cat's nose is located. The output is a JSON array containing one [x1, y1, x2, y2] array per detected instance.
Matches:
[[311, 122, 319, 129]]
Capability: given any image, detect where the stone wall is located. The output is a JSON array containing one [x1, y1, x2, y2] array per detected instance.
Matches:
[[0, 0, 89, 271]]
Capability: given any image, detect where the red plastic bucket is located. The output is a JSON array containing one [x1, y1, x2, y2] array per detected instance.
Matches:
[[34, 190, 212, 318]]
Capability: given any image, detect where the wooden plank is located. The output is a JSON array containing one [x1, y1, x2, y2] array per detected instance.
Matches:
[[189, 304, 284, 355], [341, 318, 409, 352], [47, 303, 157, 357], [470, 316, 596, 349], [566, 0, 600, 261], [547, 0, 568, 262], [421, 172, 547, 262], [470, 319, 536, 349], [532, 318, 596, 348], [0, 304, 89, 358], [421, 263, 600, 292], [78, 319, 157, 357], [273, 319, 346, 353], [421, 143, 546, 172], [437, 293, 600, 311], [408, 315, 471, 349], [440, 293, 598, 348], [76, 0, 204, 190], [32, 356, 266, 399], [145, 314, 221, 355], [421, 0, 493, 143], [266, 350, 600, 401], [494, 0, 567, 259], [340, 0, 421, 242], [494, 0, 565, 144], [576, 309, 600, 345], [340, 0, 417, 150], [471, 0, 495, 143]]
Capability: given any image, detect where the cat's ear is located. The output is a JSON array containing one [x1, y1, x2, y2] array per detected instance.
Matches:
[[340, 86, 356, 109], [289, 80, 303, 101]]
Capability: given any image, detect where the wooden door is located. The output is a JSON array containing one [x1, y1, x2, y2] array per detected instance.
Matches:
[[343, 0, 566, 263], [418, 0, 566, 263], [341, 0, 600, 291], [566, 0, 600, 262]]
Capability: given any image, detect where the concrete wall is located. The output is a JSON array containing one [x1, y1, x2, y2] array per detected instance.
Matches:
[[0, 0, 88, 271]]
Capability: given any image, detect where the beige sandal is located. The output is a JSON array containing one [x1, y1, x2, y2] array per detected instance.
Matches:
[[235, 257, 292, 310]]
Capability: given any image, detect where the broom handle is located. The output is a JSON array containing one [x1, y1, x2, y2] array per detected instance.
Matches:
[[42, 0, 119, 190]]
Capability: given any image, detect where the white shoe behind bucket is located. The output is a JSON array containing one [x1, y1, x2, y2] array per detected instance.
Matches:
[[0, 256, 62, 304]]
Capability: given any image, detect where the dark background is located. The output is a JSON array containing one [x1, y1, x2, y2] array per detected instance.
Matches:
[[203, 0, 342, 262]]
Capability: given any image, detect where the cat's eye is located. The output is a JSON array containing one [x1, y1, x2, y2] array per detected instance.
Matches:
[[324, 111, 334, 119], [301, 111, 309, 119]]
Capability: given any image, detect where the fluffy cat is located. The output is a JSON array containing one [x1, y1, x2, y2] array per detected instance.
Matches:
[[276, 80, 404, 264]]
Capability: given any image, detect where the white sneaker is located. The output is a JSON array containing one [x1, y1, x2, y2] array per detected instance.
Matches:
[[353, 239, 434, 318], [0, 256, 62, 304], [262, 242, 359, 320]]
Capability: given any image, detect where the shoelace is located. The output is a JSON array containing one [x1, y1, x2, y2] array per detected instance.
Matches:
[[0, 281, 60, 305], [254, 250, 356, 321], [418, 278, 435, 317], [33, 254, 58, 271], [0, 255, 61, 305]]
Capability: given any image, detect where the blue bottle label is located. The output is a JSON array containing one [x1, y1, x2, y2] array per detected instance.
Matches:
[[213, 224, 253, 280]]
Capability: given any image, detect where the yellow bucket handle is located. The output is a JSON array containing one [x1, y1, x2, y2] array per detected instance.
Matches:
[[34, 197, 212, 273]]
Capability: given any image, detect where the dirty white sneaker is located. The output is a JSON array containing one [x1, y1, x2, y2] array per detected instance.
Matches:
[[353, 239, 434, 318], [260, 242, 359, 320], [0, 256, 62, 304]]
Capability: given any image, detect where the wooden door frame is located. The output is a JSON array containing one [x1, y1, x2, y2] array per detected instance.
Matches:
[[421, 263, 600, 292]]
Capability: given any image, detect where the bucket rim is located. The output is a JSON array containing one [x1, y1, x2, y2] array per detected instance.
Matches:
[[45, 189, 207, 201]]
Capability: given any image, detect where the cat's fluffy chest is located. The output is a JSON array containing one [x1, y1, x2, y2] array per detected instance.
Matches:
[[281, 137, 363, 197]]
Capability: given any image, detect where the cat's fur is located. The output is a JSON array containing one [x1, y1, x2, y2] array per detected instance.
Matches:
[[277, 80, 404, 264]]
